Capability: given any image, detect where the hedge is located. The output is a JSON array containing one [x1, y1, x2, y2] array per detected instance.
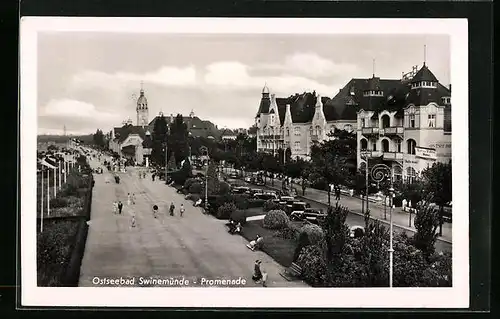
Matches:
[[216, 202, 237, 219]]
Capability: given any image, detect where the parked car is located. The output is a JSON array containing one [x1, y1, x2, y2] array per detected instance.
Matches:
[[285, 201, 310, 215], [254, 192, 278, 200], [291, 208, 326, 223], [232, 186, 250, 194]]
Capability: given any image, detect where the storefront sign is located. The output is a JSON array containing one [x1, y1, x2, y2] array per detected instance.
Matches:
[[415, 147, 437, 160], [428, 142, 452, 156], [404, 159, 418, 164]]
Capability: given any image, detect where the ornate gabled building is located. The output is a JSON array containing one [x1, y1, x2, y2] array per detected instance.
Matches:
[[255, 84, 357, 159], [355, 63, 452, 183]]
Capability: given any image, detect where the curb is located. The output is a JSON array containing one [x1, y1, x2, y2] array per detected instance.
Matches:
[[250, 182, 452, 245]]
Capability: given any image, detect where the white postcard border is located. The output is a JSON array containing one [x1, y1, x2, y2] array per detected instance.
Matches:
[[20, 17, 469, 308]]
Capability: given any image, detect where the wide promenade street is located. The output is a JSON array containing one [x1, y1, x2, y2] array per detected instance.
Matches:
[[79, 158, 309, 288], [224, 169, 452, 253]]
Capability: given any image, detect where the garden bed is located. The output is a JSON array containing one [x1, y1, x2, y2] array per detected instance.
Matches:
[[239, 219, 301, 268], [37, 218, 80, 286]]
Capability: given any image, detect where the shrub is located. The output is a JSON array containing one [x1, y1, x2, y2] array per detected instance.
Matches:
[[263, 199, 280, 212], [217, 181, 231, 195], [299, 223, 325, 245], [263, 210, 290, 230], [184, 178, 198, 191], [296, 245, 328, 287], [231, 194, 249, 210], [274, 222, 302, 241], [247, 199, 266, 209], [231, 210, 247, 225], [186, 193, 200, 202], [216, 202, 237, 219], [60, 183, 77, 197], [50, 197, 68, 208], [189, 182, 203, 194]]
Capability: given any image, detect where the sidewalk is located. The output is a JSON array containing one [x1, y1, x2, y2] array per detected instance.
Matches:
[[228, 168, 452, 244]]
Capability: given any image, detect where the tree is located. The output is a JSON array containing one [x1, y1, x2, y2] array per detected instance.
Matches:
[[92, 129, 105, 148], [168, 114, 189, 165], [206, 161, 219, 195], [421, 161, 452, 236], [412, 199, 440, 259], [151, 115, 168, 166], [308, 129, 357, 205]]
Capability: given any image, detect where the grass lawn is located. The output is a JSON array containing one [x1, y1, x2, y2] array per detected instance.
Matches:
[[240, 219, 300, 268], [243, 207, 265, 218]]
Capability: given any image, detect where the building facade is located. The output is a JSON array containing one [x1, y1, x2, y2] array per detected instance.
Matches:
[[148, 109, 220, 139], [255, 85, 357, 159], [108, 86, 152, 165], [355, 64, 452, 183]]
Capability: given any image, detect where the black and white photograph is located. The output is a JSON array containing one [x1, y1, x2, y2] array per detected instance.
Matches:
[[21, 18, 469, 308]]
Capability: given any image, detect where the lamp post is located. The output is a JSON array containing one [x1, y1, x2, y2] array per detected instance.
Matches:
[[164, 141, 168, 185], [370, 163, 394, 287], [200, 146, 209, 212]]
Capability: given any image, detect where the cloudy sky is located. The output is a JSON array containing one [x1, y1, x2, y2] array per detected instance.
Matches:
[[37, 33, 449, 135]]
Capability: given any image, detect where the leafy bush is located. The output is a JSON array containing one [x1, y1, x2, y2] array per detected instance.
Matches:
[[186, 193, 200, 202], [184, 178, 198, 190], [60, 183, 77, 197], [189, 182, 203, 194], [263, 199, 280, 212], [231, 210, 247, 225], [296, 245, 328, 287], [299, 224, 325, 245], [216, 202, 237, 219], [263, 210, 290, 230], [50, 197, 68, 208], [51, 206, 83, 218], [274, 222, 302, 240], [217, 181, 231, 196], [248, 199, 266, 209]]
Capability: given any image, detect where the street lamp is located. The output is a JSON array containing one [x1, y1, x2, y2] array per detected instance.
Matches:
[[370, 163, 394, 288], [200, 146, 209, 212]]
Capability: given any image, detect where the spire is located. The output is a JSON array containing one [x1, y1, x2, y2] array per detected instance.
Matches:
[[262, 82, 270, 95], [140, 80, 144, 95], [372, 58, 375, 77], [423, 45, 427, 66]]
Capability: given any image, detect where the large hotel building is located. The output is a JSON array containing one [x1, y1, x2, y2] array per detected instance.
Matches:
[[255, 62, 452, 183]]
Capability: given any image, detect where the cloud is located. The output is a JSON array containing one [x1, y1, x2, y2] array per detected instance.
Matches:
[[70, 65, 197, 89], [203, 60, 340, 96], [258, 52, 359, 78], [40, 99, 119, 120]]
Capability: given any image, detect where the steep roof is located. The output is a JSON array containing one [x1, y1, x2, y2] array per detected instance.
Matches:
[[148, 115, 218, 138], [115, 124, 147, 143], [256, 94, 271, 117], [411, 64, 439, 82], [275, 93, 335, 124]]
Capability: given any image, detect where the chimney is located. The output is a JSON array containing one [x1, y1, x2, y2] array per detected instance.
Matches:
[[448, 84, 452, 92]]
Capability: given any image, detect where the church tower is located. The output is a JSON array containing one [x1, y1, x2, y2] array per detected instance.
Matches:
[[136, 82, 149, 127]]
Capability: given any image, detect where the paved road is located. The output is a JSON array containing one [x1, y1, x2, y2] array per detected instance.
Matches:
[[224, 172, 451, 253], [78, 158, 308, 288]]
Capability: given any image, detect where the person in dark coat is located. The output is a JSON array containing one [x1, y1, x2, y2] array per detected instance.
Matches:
[[169, 202, 175, 216], [252, 260, 262, 282], [118, 201, 123, 214]]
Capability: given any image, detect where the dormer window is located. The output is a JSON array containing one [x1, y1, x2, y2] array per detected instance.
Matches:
[[363, 90, 384, 97], [412, 81, 438, 89], [441, 97, 451, 105]]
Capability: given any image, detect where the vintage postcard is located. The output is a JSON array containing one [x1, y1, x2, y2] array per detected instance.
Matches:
[[20, 17, 469, 308]]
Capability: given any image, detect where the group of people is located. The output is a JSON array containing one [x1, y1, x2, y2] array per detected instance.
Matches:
[[153, 202, 185, 218], [226, 219, 242, 234]]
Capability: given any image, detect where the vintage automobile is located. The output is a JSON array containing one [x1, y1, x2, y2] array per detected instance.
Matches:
[[232, 186, 250, 194], [285, 201, 310, 216], [290, 208, 326, 223], [253, 192, 278, 200]]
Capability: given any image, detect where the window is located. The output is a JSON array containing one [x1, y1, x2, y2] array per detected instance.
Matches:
[[382, 139, 390, 152], [381, 114, 390, 128], [409, 114, 415, 128], [315, 125, 321, 136], [372, 143, 377, 151], [428, 114, 436, 128], [362, 118, 366, 127], [294, 141, 301, 151], [360, 139, 368, 150], [286, 128, 290, 136], [406, 167, 417, 184], [294, 127, 301, 136], [407, 139, 416, 155], [396, 139, 402, 153]]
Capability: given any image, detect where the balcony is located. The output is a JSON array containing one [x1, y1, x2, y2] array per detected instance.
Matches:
[[381, 126, 404, 136], [361, 150, 382, 158], [361, 127, 380, 136], [383, 152, 404, 161]]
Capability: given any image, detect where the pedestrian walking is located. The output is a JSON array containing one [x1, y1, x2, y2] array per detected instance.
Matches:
[[169, 202, 175, 216], [152, 173, 155, 181], [112, 200, 118, 214], [127, 193, 131, 206], [261, 268, 268, 287], [132, 193, 136, 205], [252, 260, 262, 282], [118, 201, 123, 214], [153, 204, 159, 218], [130, 213, 136, 228], [180, 204, 185, 217]]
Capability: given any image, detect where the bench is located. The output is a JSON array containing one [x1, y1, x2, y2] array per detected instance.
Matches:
[[280, 262, 303, 281]]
